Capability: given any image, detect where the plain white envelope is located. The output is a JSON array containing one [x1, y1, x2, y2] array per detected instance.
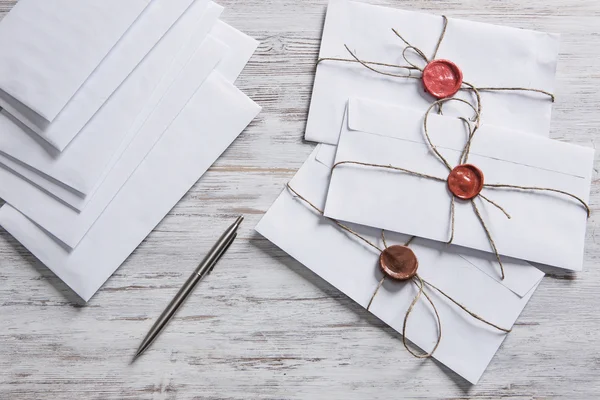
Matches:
[[0, 0, 222, 199], [0, 6, 232, 217], [0, 21, 258, 250], [255, 146, 543, 384], [306, 0, 559, 145], [8, 4, 228, 212], [0, 72, 261, 302], [0, 0, 151, 123], [0, 0, 199, 151], [324, 98, 594, 272]]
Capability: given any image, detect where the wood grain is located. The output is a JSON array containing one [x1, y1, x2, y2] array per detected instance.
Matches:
[[1, 0, 600, 398]]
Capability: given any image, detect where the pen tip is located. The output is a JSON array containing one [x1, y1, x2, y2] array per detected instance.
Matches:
[[132, 344, 147, 362], [235, 215, 244, 226]]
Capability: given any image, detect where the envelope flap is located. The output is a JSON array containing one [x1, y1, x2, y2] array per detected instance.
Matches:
[[346, 97, 427, 143], [290, 147, 331, 210], [445, 245, 544, 297], [346, 97, 594, 189], [315, 143, 337, 168]]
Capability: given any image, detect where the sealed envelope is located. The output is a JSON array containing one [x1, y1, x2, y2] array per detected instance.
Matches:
[[323, 98, 594, 272], [306, 0, 559, 145]]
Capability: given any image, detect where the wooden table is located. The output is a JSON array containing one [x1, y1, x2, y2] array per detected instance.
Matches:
[[1, 0, 599, 398]]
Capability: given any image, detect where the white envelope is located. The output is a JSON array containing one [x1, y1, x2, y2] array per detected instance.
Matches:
[[0, 22, 257, 250], [0, 0, 151, 123], [306, 0, 559, 145], [323, 98, 594, 272], [0, 72, 261, 302], [0, 1, 222, 198], [0, 0, 199, 151], [255, 146, 543, 384], [0, 35, 224, 245], [0, 17, 251, 214], [17, 15, 241, 214]]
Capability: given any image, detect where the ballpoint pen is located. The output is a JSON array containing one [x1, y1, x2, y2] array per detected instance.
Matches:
[[133, 216, 243, 360]]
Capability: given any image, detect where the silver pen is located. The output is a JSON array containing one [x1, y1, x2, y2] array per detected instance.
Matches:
[[133, 216, 243, 360]]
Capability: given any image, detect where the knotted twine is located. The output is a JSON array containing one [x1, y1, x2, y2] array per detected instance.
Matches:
[[298, 14, 587, 357], [316, 16, 589, 279], [331, 97, 591, 280], [286, 183, 511, 359], [316, 15, 556, 122]]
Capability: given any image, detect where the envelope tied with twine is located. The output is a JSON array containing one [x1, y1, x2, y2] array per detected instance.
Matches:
[[323, 98, 594, 273]]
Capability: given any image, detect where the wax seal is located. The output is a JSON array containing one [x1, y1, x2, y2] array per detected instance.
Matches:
[[447, 164, 484, 200], [422, 59, 463, 99], [379, 245, 419, 281]]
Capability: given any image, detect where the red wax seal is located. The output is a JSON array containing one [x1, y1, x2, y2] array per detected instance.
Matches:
[[422, 59, 463, 99], [447, 164, 484, 200], [379, 245, 419, 281]]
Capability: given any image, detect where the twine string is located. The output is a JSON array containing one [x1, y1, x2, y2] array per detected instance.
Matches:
[[316, 45, 422, 80], [402, 46, 427, 71], [402, 274, 443, 358], [380, 231, 444, 357], [331, 160, 447, 183], [391, 28, 429, 66], [343, 45, 421, 79], [459, 84, 555, 125], [448, 196, 455, 244], [367, 276, 386, 311], [423, 97, 481, 171], [470, 198, 506, 279], [315, 15, 555, 118], [286, 184, 382, 252], [286, 184, 511, 358], [457, 113, 480, 164], [330, 139, 589, 280], [470, 87, 555, 103], [458, 116, 472, 136], [479, 194, 512, 219], [316, 56, 419, 71], [381, 229, 390, 249], [314, 15, 573, 281], [483, 184, 591, 217], [459, 81, 483, 125], [461, 124, 478, 164], [423, 279, 511, 333], [431, 16, 449, 60]]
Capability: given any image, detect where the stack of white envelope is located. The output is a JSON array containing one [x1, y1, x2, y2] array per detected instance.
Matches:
[[256, 0, 594, 384], [0, 0, 261, 302]]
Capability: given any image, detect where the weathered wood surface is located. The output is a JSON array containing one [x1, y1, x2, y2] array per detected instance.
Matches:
[[1, 0, 600, 398]]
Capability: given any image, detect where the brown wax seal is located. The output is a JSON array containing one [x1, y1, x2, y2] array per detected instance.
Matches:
[[379, 245, 419, 281], [422, 59, 463, 99], [447, 164, 484, 200]]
